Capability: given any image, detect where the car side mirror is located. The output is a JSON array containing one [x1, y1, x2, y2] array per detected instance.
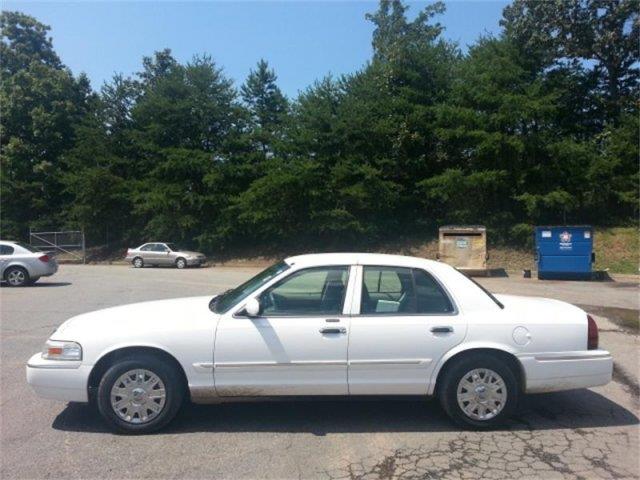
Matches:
[[245, 297, 261, 317]]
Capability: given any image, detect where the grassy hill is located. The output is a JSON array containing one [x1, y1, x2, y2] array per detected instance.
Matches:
[[211, 227, 638, 274], [80, 226, 638, 275]]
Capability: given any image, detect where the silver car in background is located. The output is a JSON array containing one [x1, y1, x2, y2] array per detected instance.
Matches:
[[0, 240, 59, 286], [125, 242, 207, 269]]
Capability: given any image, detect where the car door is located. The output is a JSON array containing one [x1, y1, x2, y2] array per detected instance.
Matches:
[[154, 243, 172, 265], [347, 265, 467, 395], [214, 265, 356, 396], [0, 244, 14, 276], [143, 243, 167, 265], [139, 243, 157, 264]]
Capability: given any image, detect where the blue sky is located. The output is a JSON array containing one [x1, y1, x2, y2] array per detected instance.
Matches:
[[3, 1, 509, 97]]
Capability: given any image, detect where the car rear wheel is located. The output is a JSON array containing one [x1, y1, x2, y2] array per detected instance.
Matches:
[[132, 257, 144, 268], [96, 355, 184, 434], [175, 258, 186, 269], [438, 353, 518, 429], [5, 266, 29, 287]]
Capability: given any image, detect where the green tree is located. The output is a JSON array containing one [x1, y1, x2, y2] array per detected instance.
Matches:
[[0, 11, 92, 238], [241, 59, 289, 156], [129, 51, 240, 246], [502, 0, 639, 121]]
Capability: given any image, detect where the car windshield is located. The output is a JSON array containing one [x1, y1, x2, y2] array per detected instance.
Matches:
[[165, 243, 186, 251], [210, 260, 290, 314], [15, 242, 39, 253]]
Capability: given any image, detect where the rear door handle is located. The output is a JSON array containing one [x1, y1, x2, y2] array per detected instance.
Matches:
[[319, 327, 346, 334], [430, 326, 453, 334]]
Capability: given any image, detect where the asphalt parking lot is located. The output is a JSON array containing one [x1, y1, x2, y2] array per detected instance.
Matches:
[[1, 265, 638, 479]]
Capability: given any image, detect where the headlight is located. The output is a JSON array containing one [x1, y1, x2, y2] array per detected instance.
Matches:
[[42, 340, 82, 361]]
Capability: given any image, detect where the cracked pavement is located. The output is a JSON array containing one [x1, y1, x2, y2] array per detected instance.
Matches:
[[1, 265, 638, 479]]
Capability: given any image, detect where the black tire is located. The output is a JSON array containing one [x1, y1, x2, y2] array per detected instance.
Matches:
[[96, 354, 184, 434], [175, 257, 187, 269], [132, 257, 144, 268], [438, 353, 519, 429], [4, 266, 30, 287]]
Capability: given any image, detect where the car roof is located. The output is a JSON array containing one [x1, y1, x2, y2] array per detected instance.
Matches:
[[284, 252, 446, 270]]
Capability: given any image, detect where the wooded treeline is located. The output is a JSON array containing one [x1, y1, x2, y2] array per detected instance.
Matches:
[[1, 1, 637, 253]]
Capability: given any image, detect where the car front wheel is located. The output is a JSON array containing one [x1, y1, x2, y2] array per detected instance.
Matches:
[[438, 353, 518, 429], [96, 355, 184, 434], [5, 266, 29, 287], [175, 258, 186, 269]]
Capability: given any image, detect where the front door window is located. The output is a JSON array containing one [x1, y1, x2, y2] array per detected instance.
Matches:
[[259, 266, 350, 316]]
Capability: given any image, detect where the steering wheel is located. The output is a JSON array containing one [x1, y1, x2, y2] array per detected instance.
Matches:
[[263, 290, 279, 310]]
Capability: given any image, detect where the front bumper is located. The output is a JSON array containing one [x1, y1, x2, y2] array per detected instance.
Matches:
[[26, 353, 90, 402], [517, 350, 613, 393], [186, 256, 207, 266]]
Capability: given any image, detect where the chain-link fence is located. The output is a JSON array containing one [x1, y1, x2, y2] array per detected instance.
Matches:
[[29, 229, 86, 263]]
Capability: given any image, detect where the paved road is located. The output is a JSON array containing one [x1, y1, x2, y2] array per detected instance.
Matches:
[[1, 265, 638, 479]]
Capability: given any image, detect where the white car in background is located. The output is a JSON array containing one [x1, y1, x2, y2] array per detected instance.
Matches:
[[0, 240, 59, 286], [26, 253, 611, 433]]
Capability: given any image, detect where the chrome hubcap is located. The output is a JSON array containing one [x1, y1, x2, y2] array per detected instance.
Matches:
[[177, 260, 185, 268], [134, 259, 142, 267], [110, 369, 166, 424], [7, 270, 25, 285], [456, 368, 507, 421]]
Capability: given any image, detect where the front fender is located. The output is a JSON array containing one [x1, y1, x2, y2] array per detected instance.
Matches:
[[91, 341, 184, 368]]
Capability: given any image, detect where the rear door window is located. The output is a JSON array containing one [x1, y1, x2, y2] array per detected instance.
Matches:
[[413, 269, 454, 313], [361, 266, 454, 314], [361, 266, 415, 314]]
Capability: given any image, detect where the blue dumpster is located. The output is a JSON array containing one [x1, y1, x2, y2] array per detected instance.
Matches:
[[535, 226, 594, 280]]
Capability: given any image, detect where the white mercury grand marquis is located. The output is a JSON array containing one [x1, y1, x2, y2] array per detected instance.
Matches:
[[26, 253, 612, 433]]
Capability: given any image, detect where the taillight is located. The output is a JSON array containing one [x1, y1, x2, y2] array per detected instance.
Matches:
[[38, 254, 50, 263], [587, 314, 599, 350]]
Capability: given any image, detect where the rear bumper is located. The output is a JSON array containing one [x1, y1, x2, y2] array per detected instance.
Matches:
[[26, 353, 90, 402], [29, 261, 58, 278], [517, 350, 612, 393]]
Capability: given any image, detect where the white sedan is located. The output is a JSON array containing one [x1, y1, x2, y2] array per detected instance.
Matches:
[[26, 253, 612, 433]]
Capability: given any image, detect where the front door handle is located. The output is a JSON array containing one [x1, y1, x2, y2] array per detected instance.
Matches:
[[319, 327, 346, 334], [430, 326, 453, 334]]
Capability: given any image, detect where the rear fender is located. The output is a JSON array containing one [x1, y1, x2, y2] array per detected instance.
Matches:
[[427, 341, 519, 395]]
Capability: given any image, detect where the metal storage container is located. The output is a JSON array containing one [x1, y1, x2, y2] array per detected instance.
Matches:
[[438, 225, 488, 272], [535, 225, 594, 280]]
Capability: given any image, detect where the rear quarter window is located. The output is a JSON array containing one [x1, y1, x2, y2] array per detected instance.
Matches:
[[0, 245, 15, 255]]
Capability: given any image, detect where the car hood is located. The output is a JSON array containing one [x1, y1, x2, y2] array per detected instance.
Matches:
[[53, 296, 214, 338]]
